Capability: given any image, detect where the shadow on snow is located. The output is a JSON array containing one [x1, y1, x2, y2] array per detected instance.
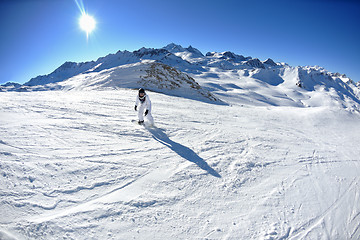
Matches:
[[146, 127, 221, 178]]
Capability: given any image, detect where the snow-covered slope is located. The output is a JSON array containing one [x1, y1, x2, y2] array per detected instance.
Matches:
[[1, 90, 359, 239], [25, 61, 97, 86], [194, 65, 360, 110], [1, 43, 360, 239], [2, 43, 359, 110], [30, 61, 220, 103]]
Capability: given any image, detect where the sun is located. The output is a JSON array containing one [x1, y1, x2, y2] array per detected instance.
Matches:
[[79, 13, 96, 38]]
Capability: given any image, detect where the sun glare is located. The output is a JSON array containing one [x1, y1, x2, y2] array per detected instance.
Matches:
[[79, 13, 96, 38]]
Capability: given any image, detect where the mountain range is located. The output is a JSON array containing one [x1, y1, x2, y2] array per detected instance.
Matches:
[[1, 43, 360, 109]]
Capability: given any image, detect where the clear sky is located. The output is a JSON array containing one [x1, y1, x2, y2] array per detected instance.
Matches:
[[1, 0, 359, 84]]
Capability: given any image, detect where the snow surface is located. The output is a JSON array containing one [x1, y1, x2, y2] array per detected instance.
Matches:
[[1, 43, 360, 239], [1, 89, 360, 239]]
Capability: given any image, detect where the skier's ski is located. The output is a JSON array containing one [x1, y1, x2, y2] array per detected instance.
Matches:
[[131, 120, 144, 125], [131, 120, 156, 128]]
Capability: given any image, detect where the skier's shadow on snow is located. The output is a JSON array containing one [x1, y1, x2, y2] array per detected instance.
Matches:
[[147, 127, 221, 178]]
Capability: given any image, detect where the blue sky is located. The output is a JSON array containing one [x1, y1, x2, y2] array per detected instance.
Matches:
[[0, 0, 359, 84]]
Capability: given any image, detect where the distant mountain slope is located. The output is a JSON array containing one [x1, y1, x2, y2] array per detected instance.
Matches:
[[1, 43, 359, 110], [24, 61, 97, 86], [31, 61, 221, 103]]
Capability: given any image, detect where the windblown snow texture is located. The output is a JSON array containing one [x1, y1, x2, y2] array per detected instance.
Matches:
[[1, 44, 360, 239], [1, 89, 360, 239]]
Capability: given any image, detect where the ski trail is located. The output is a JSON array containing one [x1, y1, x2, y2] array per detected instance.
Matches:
[[289, 177, 360, 239]]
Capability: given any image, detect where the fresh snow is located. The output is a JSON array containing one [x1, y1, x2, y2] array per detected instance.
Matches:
[[1, 43, 360, 239], [1, 89, 360, 239]]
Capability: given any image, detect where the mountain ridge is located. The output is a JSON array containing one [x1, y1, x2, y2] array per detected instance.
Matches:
[[1, 43, 359, 110]]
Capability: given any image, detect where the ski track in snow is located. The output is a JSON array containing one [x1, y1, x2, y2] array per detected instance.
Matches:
[[0, 90, 360, 239]]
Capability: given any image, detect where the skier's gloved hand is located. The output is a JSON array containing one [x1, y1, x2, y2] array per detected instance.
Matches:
[[144, 110, 149, 116], [134, 105, 137, 111]]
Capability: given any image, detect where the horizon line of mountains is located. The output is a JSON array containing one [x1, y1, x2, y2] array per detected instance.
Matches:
[[1, 43, 358, 88]]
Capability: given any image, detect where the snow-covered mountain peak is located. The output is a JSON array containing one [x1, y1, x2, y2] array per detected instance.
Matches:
[[205, 51, 248, 62], [58, 61, 77, 69], [186, 45, 204, 57], [25, 61, 96, 86], [205, 51, 217, 57], [162, 43, 204, 61], [163, 43, 186, 52], [1, 43, 359, 110], [222, 51, 237, 59], [23, 60, 220, 104], [245, 58, 265, 68], [263, 58, 278, 66], [133, 47, 170, 58]]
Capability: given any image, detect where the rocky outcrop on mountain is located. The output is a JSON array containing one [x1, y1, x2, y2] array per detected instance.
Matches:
[[245, 58, 265, 69], [139, 62, 219, 102], [205, 51, 248, 62]]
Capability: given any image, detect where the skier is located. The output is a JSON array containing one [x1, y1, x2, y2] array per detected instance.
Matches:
[[134, 88, 154, 125]]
